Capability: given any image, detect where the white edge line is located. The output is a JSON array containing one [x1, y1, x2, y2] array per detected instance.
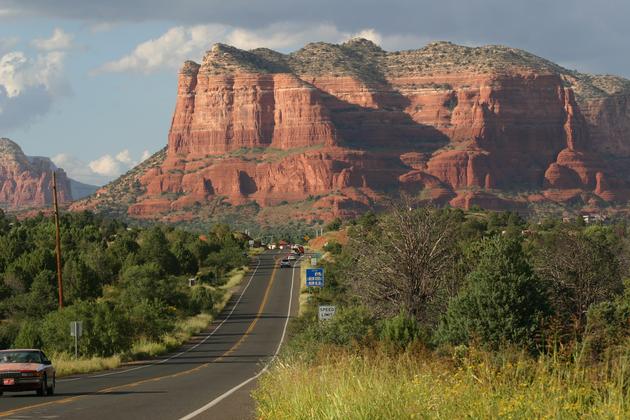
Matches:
[[177, 255, 301, 420], [58, 256, 264, 382]]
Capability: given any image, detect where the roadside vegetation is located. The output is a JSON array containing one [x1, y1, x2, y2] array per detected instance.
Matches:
[[0, 210, 250, 375], [255, 200, 630, 418]]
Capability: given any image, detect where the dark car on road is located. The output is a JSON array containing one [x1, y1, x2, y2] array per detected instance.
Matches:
[[0, 349, 56, 397]]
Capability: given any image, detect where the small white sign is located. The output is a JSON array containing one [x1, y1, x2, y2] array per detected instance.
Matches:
[[70, 321, 83, 337], [318, 305, 336, 321], [311, 258, 317, 266], [248, 240, 255, 246]]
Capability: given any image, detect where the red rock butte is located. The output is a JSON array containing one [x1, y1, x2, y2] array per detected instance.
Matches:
[[72, 39, 630, 222], [0, 138, 72, 210]]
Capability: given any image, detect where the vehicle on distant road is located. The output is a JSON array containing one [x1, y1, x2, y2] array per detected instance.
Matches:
[[292, 245, 305, 254], [0, 349, 55, 397], [280, 258, 292, 268], [287, 254, 297, 261]]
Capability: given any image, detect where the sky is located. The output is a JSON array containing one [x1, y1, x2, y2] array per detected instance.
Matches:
[[0, 0, 628, 185]]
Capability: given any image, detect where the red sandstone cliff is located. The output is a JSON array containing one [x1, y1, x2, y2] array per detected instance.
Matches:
[[0, 138, 73, 210], [73, 40, 630, 222]]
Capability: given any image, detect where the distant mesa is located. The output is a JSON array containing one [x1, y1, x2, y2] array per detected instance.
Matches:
[[0, 138, 97, 211], [70, 39, 630, 223]]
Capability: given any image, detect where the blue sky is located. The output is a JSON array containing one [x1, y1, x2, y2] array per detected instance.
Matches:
[[1, 1, 628, 185]]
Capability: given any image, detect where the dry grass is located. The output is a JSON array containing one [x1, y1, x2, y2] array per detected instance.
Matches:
[[52, 353, 121, 377], [255, 346, 630, 419]]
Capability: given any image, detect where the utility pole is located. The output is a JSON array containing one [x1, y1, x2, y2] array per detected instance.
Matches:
[[52, 171, 64, 308]]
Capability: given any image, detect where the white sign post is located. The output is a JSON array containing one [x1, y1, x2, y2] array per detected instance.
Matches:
[[310, 257, 317, 267], [318, 305, 336, 321], [70, 321, 83, 359]]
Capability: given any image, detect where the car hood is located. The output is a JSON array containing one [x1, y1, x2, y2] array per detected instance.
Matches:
[[0, 363, 44, 371]]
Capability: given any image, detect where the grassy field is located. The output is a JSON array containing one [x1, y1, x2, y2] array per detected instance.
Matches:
[[254, 346, 630, 419], [52, 265, 252, 377]]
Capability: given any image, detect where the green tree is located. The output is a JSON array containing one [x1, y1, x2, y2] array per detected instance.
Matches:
[[437, 236, 549, 349], [13, 320, 43, 349], [326, 218, 342, 232], [138, 227, 179, 274], [533, 228, 623, 333]]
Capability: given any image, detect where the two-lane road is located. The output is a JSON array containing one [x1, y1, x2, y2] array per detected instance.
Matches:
[[0, 250, 301, 420]]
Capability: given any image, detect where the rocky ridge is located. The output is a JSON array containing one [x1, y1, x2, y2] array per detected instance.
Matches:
[[72, 39, 630, 223], [0, 138, 73, 209]]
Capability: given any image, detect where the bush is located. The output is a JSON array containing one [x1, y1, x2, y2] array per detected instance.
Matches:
[[189, 286, 214, 313], [38, 301, 133, 357], [323, 240, 342, 255], [379, 312, 423, 351], [436, 236, 549, 350], [325, 218, 342, 232], [0, 321, 19, 348], [14, 319, 43, 349], [583, 298, 630, 360], [309, 306, 375, 347]]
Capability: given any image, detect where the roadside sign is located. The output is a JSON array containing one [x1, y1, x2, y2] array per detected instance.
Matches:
[[70, 321, 83, 359], [306, 268, 324, 287], [318, 305, 336, 321], [70, 321, 83, 337], [310, 257, 317, 266], [248, 240, 254, 247], [188, 278, 196, 287]]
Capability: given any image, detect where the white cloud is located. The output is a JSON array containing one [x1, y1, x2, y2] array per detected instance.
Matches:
[[89, 154, 125, 177], [350, 29, 382, 45], [53, 149, 151, 185], [140, 150, 151, 161], [31, 28, 74, 51], [0, 48, 70, 130], [52, 153, 107, 185], [95, 23, 429, 74], [95, 24, 228, 74], [115, 149, 134, 165]]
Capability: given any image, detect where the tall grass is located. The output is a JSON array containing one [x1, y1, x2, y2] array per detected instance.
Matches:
[[254, 345, 630, 419], [52, 353, 121, 377]]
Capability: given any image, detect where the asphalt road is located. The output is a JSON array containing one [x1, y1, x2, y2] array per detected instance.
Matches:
[[0, 250, 301, 420]]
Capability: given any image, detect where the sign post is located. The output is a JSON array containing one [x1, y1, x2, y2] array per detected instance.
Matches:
[[306, 268, 324, 287], [318, 305, 336, 321], [70, 321, 83, 359]]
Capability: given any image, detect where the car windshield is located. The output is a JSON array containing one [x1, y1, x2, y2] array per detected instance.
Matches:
[[0, 351, 42, 364]]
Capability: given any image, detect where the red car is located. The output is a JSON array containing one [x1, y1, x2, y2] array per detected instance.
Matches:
[[0, 349, 56, 396]]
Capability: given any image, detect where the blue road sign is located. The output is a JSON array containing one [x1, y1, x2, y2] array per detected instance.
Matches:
[[306, 268, 324, 287]]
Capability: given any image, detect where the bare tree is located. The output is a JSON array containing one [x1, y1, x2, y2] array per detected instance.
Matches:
[[348, 198, 459, 324], [533, 229, 623, 332]]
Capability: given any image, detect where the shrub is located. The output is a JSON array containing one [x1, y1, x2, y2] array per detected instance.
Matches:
[[583, 298, 630, 360], [0, 321, 19, 348], [313, 306, 375, 347], [13, 319, 43, 349], [437, 236, 549, 350], [189, 286, 214, 313], [325, 218, 342, 232], [323, 240, 342, 255], [379, 311, 423, 351]]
